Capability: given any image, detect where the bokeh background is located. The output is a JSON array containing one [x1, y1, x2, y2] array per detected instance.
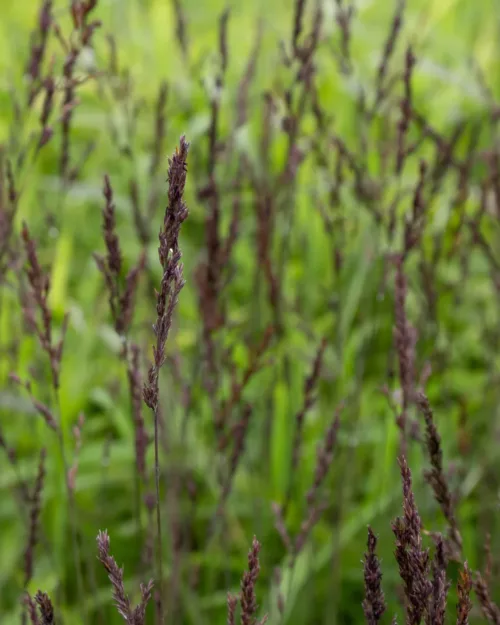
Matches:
[[1, 0, 500, 623]]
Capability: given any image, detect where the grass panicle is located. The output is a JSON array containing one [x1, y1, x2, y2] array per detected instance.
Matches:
[[142, 135, 189, 621], [362, 527, 386, 625], [3, 1, 500, 624], [97, 530, 153, 625]]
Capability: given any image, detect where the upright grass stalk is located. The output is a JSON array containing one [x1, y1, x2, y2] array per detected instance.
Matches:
[[143, 136, 190, 622], [94, 174, 147, 538]]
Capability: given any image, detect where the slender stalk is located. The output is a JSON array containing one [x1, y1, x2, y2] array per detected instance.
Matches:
[[143, 136, 190, 623], [153, 403, 163, 608]]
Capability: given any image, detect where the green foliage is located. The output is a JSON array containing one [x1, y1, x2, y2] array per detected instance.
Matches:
[[1, 1, 500, 624]]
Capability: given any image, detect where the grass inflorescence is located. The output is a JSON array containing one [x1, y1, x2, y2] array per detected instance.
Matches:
[[1, 0, 500, 624]]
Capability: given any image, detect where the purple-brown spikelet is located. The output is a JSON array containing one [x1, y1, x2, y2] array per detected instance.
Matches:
[[6, 158, 16, 207], [38, 126, 53, 150], [102, 174, 122, 278], [428, 535, 449, 625], [396, 46, 415, 174], [392, 455, 431, 625], [24, 594, 40, 625], [21, 223, 52, 341], [240, 537, 263, 625], [131, 580, 155, 625], [254, 189, 279, 324], [23, 578, 55, 623], [393, 256, 415, 446], [292, 0, 306, 56], [398, 456, 423, 542], [227, 592, 238, 625], [32, 399, 58, 432], [40, 70, 55, 129], [95, 174, 146, 336], [474, 572, 500, 624], [143, 135, 189, 410], [21, 223, 67, 391], [60, 49, 78, 179], [35, 590, 55, 625], [456, 563, 473, 625], [416, 391, 462, 559], [97, 530, 133, 622], [219, 9, 230, 76], [97, 530, 153, 624], [68, 412, 85, 491], [373, 0, 405, 111], [0, 158, 16, 279], [197, 11, 229, 339], [24, 447, 46, 585], [362, 527, 386, 624], [26, 0, 53, 106]]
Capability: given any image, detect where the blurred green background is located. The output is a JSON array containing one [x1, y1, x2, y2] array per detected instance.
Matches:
[[1, 0, 500, 623]]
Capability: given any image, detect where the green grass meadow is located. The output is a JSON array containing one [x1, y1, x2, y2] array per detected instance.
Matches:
[[1, 0, 500, 623]]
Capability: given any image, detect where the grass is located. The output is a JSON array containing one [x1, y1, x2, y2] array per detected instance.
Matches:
[[1, 0, 500, 624]]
